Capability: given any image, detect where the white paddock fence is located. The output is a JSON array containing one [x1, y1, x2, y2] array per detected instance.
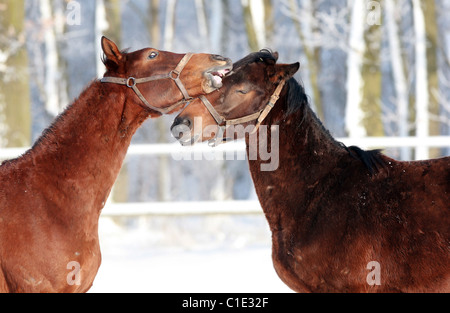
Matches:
[[1, 136, 449, 217]]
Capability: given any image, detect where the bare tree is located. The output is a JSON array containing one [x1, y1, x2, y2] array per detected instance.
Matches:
[[0, 0, 31, 148], [385, 0, 411, 159], [412, 0, 429, 160]]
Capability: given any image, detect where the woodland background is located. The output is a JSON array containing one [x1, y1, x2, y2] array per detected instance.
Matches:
[[1, 0, 450, 203]]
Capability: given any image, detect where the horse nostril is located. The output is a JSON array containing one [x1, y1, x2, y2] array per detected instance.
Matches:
[[174, 116, 191, 129], [171, 117, 192, 140]]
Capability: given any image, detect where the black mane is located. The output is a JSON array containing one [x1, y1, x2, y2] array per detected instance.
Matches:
[[232, 50, 386, 175], [233, 49, 277, 70], [284, 77, 385, 175], [345, 146, 386, 175]]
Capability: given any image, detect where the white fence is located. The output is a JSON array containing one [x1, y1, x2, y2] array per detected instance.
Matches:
[[1, 136, 449, 217]]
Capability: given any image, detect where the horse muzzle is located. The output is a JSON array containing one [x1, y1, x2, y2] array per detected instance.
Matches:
[[170, 116, 197, 146]]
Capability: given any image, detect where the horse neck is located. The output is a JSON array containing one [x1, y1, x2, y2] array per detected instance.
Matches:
[[246, 91, 347, 224], [24, 81, 149, 222]]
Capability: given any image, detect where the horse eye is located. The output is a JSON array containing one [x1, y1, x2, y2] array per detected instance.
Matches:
[[148, 51, 159, 59]]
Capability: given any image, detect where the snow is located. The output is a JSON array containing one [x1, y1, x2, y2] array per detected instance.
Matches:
[[89, 215, 293, 293]]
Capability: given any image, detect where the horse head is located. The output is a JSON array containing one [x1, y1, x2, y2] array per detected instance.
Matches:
[[170, 50, 299, 145], [101, 37, 232, 116]]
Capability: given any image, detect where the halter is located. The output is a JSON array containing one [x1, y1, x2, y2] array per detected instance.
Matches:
[[100, 52, 194, 114], [200, 80, 286, 146]]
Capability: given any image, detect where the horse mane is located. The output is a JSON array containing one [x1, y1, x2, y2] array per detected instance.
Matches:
[[284, 77, 386, 175], [232, 50, 386, 175], [345, 146, 386, 175], [232, 49, 277, 70]]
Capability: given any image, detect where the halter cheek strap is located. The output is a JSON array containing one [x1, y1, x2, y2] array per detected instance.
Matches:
[[253, 80, 285, 132], [200, 80, 286, 146], [100, 52, 193, 114]]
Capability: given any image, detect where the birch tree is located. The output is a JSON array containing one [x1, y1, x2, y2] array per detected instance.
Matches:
[[163, 0, 177, 51], [195, 0, 210, 50], [0, 0, 31, 148], [421, 0, 440, 158], [361, 1, 384, 137], [285, 0, 323, 119], [241, 0, 258, 51], [102, 0, 121, 44], [412, 0, 429, 160], [209, 0, 224, 53], [149, 0, 160, 47], [241, 0, 268, 51], [435, 0, 450, 156], [385, 0, 411, 159], [95, 0, 120, 77], [41, 0, 60, 116], [345, 0, 366, 138], [249, 0, 266, 49]]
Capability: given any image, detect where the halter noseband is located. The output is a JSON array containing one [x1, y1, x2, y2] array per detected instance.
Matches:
[[100, 52, 194, 114], [200, 80, 286, 146]]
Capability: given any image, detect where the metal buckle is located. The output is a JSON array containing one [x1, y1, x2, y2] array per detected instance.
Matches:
[[126, 77, 136, 87], [169, 70, 180, 80]]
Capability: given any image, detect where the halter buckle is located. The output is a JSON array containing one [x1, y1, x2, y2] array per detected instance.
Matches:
[[169, 70, 180, 80], [102, 53, 193, 113], [126, 77, 136, 88]]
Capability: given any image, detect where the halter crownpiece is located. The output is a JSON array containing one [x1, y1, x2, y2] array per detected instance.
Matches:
[[100, 52, 193, 114], [200, 79, 286, 146]]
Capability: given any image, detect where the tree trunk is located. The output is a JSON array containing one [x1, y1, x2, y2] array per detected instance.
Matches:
[[163, 0, 177, 51], [421, 0, 440, 158], [195, 0, 210, 50], [385, 0, 410, 159], [103, 0, 121, 45], [241, 0, 258, 51], [209, 0, 223, 53], [345, 0, 366, 138], [0, 0, 31, 148], [412, 0, 429, 160], [149, 0, 160, 47], [287, 0, 323, 119], [361, 2, 384, 137]]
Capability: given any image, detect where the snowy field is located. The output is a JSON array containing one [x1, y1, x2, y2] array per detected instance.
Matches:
[[89, 214, 293, 293]]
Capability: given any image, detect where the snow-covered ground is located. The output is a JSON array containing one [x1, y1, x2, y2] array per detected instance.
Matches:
[[89, 215, 293, 293]]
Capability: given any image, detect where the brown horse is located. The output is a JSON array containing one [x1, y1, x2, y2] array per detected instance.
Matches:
[[0, 37, 232, 292], [171, 50, 450, 292]]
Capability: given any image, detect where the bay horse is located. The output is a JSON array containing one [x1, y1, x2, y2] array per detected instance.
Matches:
[[170, 50, 450, 292], [0, 37, 232, 292]]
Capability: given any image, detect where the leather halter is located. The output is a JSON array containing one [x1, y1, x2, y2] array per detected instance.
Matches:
[[100, 52, 193, 114], [200, 80, 286, 146]]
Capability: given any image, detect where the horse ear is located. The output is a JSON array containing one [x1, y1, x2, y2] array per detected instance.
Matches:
[[273, 51, 279, 61], [271, 62, 300, 82], [101, 36, 122, 67]]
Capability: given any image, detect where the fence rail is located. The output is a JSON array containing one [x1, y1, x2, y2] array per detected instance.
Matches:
[[1, 136, 449, 160], [102, 200, 263, 217], [1, 136, 449, 217]]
